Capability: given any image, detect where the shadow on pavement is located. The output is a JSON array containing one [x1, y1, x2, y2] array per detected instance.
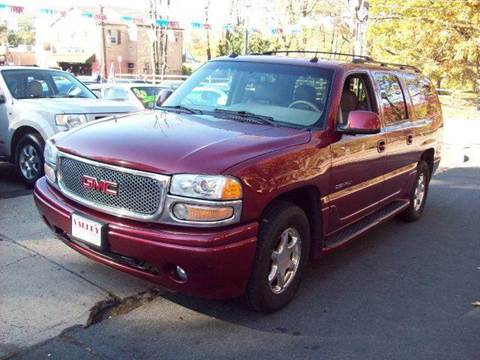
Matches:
[[0, 162, 31, 199]]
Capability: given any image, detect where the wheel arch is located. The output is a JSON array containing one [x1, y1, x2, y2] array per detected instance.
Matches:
[[11, 126, 45, 160], [260, 185, 324, 259], [420, 148, 435, 178]]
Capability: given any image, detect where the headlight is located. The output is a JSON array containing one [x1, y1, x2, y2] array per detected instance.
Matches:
[[44, 140, 58, 166], [55, 114, 87, 129], [170, 175, 242, 200], [43, 140, 58, 183]]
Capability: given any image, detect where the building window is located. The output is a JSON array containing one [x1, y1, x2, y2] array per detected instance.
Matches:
[[107, 30, 121, 45]]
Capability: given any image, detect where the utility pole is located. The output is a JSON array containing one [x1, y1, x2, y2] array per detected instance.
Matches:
[[243, 28, 249, 55], [149, 0, 159, 80], [476, 12, 480, 111], [205, 0, 211, 60], [100, 5, 108, 80], [477, 45, 480, 111], [242, 0, 251, 55], [349, 0, 369, 56]]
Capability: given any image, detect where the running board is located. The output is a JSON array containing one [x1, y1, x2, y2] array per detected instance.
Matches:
[[324, 200, 409, 252]]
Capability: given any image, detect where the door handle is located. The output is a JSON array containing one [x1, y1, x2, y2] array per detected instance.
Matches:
[[377, 140, 386, 153], [406, 134, 413, 145]]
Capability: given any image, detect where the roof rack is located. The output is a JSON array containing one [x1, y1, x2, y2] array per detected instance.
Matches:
[[253, 50, 374, 62], [250, 50, 421, 73], [352, 57, 421, 72]]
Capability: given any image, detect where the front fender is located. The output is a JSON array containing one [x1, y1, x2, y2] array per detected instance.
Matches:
[[8, 111, 57, 154], [223, 140, 332, 223]]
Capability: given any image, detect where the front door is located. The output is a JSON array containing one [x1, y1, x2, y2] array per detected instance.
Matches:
[[327, 73, 387, 234]]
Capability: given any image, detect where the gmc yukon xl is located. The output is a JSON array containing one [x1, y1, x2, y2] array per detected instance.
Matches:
[[34, 52, 443, 312]]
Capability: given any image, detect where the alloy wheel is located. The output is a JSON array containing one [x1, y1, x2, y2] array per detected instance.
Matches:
[[413, 172, 426, 211], [19, 144, 41, 181], [268, 227, 302, 294]]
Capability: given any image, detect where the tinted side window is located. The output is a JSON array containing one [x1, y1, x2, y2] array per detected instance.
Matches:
[[374, 73, 408, 125], [404, 74, 439, 119]]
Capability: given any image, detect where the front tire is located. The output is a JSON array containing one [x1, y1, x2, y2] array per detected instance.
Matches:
[[246, 201, 310, 313], [401, 160, 430, 222], [15, 133, 45, 188]]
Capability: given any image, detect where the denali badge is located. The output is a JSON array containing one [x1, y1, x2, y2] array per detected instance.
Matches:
[[81, 175, 118, 196]]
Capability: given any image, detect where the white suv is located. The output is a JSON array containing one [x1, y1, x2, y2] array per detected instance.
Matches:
[[0, 66, 139, 186]]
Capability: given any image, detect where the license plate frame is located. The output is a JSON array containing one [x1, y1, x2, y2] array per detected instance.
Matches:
[[70, 213, 107, 250]]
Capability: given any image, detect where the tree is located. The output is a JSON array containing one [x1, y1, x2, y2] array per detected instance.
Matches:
[[217, 25, 274, 55], [7, 15, 35, 47], [368, 0, 480, 90]]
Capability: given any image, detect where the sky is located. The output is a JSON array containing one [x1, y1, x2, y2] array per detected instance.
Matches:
[[1, 0, 231, 25]]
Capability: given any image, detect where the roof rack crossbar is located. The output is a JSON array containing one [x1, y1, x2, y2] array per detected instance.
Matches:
[[379, 61, 421, 73]]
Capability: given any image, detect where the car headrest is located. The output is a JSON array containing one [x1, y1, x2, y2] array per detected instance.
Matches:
[[341, 90, 358, 112], [26, 80, 44, 98]]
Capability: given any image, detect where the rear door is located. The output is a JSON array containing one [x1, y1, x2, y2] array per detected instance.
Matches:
[[372, 72, 416, 198]]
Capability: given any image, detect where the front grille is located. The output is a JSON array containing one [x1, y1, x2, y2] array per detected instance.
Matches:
[[58, 155, 168, 218]]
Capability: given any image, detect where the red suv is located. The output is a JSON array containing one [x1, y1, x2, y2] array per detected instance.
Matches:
[[34, 52, 443, 312]]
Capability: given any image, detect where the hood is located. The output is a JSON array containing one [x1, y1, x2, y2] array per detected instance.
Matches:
[[55, 110, 311, 174], [19, 97, 140, 114]]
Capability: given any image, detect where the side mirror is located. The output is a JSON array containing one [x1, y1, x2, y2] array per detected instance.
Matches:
[[337, 110, 381, 135], [0, 94, 6, 104], [155, 89, 173, 107]]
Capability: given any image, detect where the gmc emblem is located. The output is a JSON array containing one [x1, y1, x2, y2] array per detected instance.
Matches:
[[81, 175, 118, 196]]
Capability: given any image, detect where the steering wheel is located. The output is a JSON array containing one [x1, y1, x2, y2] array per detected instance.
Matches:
[[288, 100, 320, 112]]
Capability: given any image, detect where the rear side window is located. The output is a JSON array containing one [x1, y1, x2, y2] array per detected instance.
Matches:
[[404, 74, 439, 119], [374, 73, 408, 125]]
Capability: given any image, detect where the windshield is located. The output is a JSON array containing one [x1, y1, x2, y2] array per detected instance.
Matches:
[[2, 69, 95, 99], [163, 60, 334, 128], [131, 86, 163, 108]]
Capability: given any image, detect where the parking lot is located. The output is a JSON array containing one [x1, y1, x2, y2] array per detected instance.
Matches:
[[0, 117, 479, 359]]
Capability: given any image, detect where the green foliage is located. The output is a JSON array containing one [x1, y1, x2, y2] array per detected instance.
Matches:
[[217, 26, 275, 55], [368, 0, 480, 90], [7, 15, 36, 47], [182, 64, 193, 75]]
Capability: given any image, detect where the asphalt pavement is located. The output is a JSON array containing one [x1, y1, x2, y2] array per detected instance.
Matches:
[[1, 118, 480, 360], [0, 162, 32, 199]]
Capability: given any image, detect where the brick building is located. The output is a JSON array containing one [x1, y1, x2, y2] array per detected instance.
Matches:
[[35, 6, 183, 78]]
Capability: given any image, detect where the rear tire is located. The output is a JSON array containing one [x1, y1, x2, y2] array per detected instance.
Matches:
[[15, 133, 45, 188], [400, 160, 430, 222], [246, 201, 310, 313]]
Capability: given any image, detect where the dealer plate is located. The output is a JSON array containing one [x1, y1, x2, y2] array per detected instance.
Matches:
[[71, 213, 104, 248]]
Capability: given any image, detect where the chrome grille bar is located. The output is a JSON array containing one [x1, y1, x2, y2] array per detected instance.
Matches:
[[57, 152, 170, 221]]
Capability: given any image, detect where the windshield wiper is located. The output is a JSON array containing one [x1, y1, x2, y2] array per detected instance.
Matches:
[[213, 109, 277, 127], [158, 105, 202, 114]]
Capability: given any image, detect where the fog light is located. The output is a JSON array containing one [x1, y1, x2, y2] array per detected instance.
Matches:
[[172, 203, 234, 222], [44, 163, 56, 183], [176, 265, 188, 281]]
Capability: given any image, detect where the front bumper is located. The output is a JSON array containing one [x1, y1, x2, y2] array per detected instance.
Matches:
[[34, 177, 258, 299]]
